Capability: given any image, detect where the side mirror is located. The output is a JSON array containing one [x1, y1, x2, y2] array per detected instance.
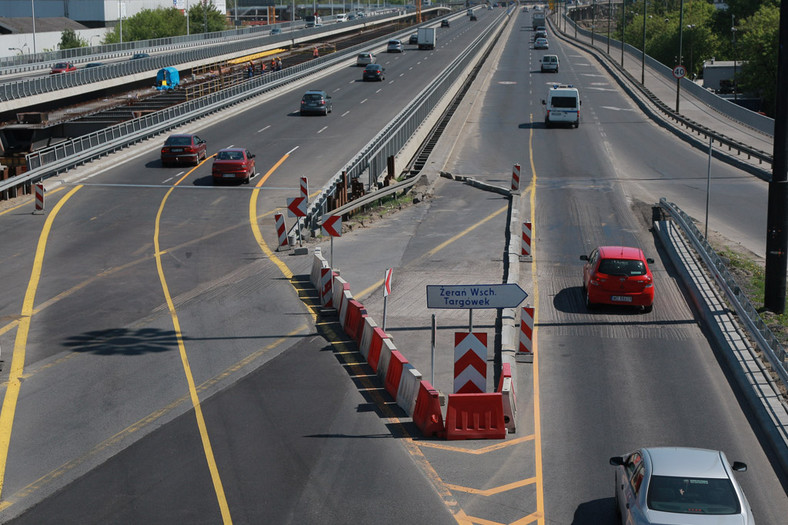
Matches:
[[732, 461, 747, 472], [580, 100, 583, 105], [541, 100, 546, 105], [609, 456, 625, 466], [646, 258, 654, 264], [248, 154, 255, 159], [580, 255, 589, 261]]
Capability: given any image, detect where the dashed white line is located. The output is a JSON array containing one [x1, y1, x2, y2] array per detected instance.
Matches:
[[376, 89, 382, 93], [360, 98, 368, 104], [257, 125, 271, 133], [341, 110, 350, 117], [162, 177, 174, 184], [317, 126, 328, 134]]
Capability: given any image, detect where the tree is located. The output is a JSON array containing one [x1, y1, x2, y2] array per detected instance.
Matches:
[[60, 28, 87, 49], [737, 3, 780, 115], [189, 1, 229, 34]]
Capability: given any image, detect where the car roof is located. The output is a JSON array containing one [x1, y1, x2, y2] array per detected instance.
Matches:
[[597, 246, 645, 260], [304, 90, 326, 95], [365, 63, 381, 68], [644, 447, 730, 479], [168, 133, 196, 138], [217, 148, 245, 152]]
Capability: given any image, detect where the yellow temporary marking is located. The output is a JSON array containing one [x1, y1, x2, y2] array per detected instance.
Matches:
[[457, 516, 504, 525], [227, 49, 287, 64], [511, 512, 541, 525], [445, 477, 537, 496], [153, 158, 232, 524], [0, 185, 82, 501], [249, 154, 293, 279], [355, 204, 509, 301], [414, 435, 534, 454], [528, 113, 545, 525], [0, 328, 306, 510]]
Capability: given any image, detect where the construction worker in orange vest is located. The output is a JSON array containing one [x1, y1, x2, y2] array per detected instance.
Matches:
[[313, 47, 319, 58]]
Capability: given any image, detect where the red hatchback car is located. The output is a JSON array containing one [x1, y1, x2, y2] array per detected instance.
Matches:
[[50, 62, 76, 74], [580, 246, 655, 312], [212, 148, 256, 184], [160, 134, 207, 166]]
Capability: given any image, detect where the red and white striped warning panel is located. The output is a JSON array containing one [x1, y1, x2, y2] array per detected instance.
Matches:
[[320, 268, 333, 307], [519, 306, 534, 356], [300, 176, 309, 201], [453, 332, 487, 394], [274, 213, 289, 251], [34, 183, 45, 213], [511, 163, 521, 192], [521, 221, 532, 257]]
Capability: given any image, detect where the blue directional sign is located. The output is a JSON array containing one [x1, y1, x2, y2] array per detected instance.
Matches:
[[426, 284, 528, 309]]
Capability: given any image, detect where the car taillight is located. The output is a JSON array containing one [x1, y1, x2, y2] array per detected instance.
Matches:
[[185, 146, 195, 153], [319, 100, 325, 105], [161, 147, 169, 153]]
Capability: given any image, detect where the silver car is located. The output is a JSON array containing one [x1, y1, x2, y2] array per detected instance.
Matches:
[[609, 447, 755, 524], [387, 39, 403, 53]]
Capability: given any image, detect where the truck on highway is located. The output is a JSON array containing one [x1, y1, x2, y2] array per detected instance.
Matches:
[[417, 27, 436, 50], [532, 12, 546, 30]]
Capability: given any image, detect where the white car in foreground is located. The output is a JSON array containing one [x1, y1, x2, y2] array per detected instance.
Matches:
[[609, 447, 755, 524]]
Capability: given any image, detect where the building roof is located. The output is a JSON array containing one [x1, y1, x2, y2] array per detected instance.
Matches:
[[0, 17, 88, 35]]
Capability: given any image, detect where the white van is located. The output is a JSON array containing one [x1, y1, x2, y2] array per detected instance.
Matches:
[[335, 13, 348, 22], [542, 84, 581, 128], [540, 54, 559, 73]]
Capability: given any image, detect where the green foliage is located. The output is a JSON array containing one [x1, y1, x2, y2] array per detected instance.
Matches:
[[737, 3, 779, 115], [59, 28, 87, 49], [188, 2, 229, 34], [101, 4, 228, 44]]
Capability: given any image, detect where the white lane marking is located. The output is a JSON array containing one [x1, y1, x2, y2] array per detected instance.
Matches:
[[360, 99, 368, 104], [580, 73, 605, 77], [349, 80, 355, 84], [376, 89, 383, 93], [587, 87, 616, 91], [226, 144, 235, 148], [341, 111, 350, 117], [257, 125, 271, 133], [333, 88, 341, 92], [600, 106, 636, 112], [162, 177, 174, 184], [317, 126, 328, 134]]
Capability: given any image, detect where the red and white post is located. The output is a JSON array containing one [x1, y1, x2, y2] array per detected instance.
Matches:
[[300, 176, 309, 202], [274, 213, 290, 251], [516, 306, 535, 363], [520, 221, 532, 262], [33, 183, 45, 214], [511, 163, 521, 192]]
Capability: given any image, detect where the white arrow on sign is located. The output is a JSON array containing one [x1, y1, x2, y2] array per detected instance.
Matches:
[[426, 284, 528, 310]]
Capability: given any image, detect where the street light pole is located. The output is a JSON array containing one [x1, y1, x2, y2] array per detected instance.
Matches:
[[621, 0, 626, 67], [641, 0, 647, 85], [676, 0, 685, 113], [31, 0, 37, 54], [591, 0, 596, 46], [607, 0, 611, 54], [732, 15, 738, 102]]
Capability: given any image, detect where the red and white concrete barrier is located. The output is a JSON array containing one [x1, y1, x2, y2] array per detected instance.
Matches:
[[338, 290, 353, 328], [359, 317, 380, 360], [497, 362, 517, 433], [310, 247, 327, 288], [376, 338, 396, 379], [332, 275, 350, 312], [320, 268, 334, 308], [397, 365, 423, 416]]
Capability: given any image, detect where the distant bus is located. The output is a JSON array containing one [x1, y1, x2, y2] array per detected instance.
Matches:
[[304, 15, 322, 27]]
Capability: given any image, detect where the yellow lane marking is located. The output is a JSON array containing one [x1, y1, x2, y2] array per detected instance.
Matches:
[[153, 159, 232, 523], [249, 154, 293, 278], [459, 516, 505, 525], [414, 435, 534, 454], [355, 204, 509, 301], [511, 512, 541, 525], [0, 185, 82, 501], [528, 113, 545, 525], [0, 327, 307, 510], [445, 477, 537, 496]]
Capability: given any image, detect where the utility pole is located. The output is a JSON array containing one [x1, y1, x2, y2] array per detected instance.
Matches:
[[765, 0, 788, 313], [676, 0, 684, 113]]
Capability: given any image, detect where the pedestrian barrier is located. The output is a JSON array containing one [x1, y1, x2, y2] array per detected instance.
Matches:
[[366, 326, 389, 370], [445, 393, 506, 440], [338, 290, 353, 329], [385, 350, 408, 398], [497, 362, 517, 434], [332, 275, 350, 313], [516, 306, 534, 363], [413, 381, 445, 438], [396, 365, 423, 416], [275, 213, 289, 251], [359, 317, 380, 360], [320, 269, 334, 308], [344, 299, 368, 344], [376, 338, 396, 379]]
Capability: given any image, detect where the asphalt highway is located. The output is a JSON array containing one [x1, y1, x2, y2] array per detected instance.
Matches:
[[0, 7, 786, 525]]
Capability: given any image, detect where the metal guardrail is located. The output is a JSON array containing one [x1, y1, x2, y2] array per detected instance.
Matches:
[[0, 33, 402, 195], [555, 12, 773, 171], [296, 8, 510, 234], [659, 198, 788, 388]]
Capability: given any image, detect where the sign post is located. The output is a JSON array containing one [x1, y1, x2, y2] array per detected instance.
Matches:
[[286, 196, 307, 247], [382, 268, 393, 331], [320, 214, 342, 267]]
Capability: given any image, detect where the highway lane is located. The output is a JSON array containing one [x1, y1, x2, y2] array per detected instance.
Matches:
[[0, 10, 505, 521]]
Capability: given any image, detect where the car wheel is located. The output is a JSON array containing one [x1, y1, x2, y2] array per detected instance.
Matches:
[[643, 304, 653, 313], [585, 289, 595, 311], [575, 120, 580, 128]]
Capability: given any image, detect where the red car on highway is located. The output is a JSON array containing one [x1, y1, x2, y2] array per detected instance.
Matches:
[[160, 134, 207, 166], [580, 246, 655, 312], [50, 62, 77, 74], [212, 148, 256, 184]]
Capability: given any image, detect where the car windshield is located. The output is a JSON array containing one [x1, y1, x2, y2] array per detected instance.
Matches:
[[165, 136, 192, 146], [217, 151, 244, 161], [54, 63, 68, 68], [389, 41, 400, 45], [647, 475, 741, 515], [365, 65, 380, 71], [304, 94, 323, 102], [597, 258, 646, 276]]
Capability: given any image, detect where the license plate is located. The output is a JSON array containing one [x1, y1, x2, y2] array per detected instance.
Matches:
[[552, 111, 563, 116], [611, 296, 632, 302], [171, 148, 183, 152], [223, 174, 235, 178]]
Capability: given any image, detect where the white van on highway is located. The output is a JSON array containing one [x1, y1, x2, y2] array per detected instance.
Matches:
[[542, 84, 581, 128], [335, 13, 348, 22]]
